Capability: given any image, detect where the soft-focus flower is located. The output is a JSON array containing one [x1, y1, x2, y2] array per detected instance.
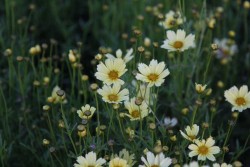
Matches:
[[161, 29, 195, 52], [124, 97, 150, 121], [213, 38, 238, 60], [183, 161, 209, 167], [188, 137, 220, 161], [105, 48, 134, 63], [74, 151, 106, 167], [163, 117, 178, 128], [139, 151, 172, 167], [111, 149, 136, 166], [224, 85, 250, 112], [195, 83, 207, 93], [213, 163, 233, 167], [180, 124, 199, 142], [97, 84, 129, 104], [136, 59, 170, 87], [77, 104, 96, 119], [109, 157, 129, 167], [159, 10, 184, 29], [68, 50, 76, 63], [95, 58, 127, 85], [48, 86, 67, 104]]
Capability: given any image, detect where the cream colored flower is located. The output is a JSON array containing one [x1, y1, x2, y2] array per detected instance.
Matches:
[[109, 157, 129, 167], [48, 85, 67, 104], [68, 50, 76, 63], [195, 83, 207, 93], [74, 151, 106, 167], [180, 124, 199, 142], [95, 58, 127, 85], [105, 48, 134, 63], [161, 29, 195, 52], [213, 163, 233, 167], [213, 38, 238, 60], [111, 149, 136, 166], [77, 104, 96, 119], [97, 84, 129, 104], [124, 97, 150, 121], [136, 59, 170, 87], [159, 10, 184, 29], [188, 137, 220, 161], [224, 85, 250, 112], [183, 161, 209, 167], [139, 151, 172, 167]]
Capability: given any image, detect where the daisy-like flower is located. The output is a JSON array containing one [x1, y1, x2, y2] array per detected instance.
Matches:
[[95, 58, 127, 85], [188, 137, 220, 161], [163, 117, 178, 128], [136, 59, 170, 87], [48, 85, 67, 104], [213, 163, 233, 167], [161, 29, 195, 52], [183, 161, 209, 167], [213, 38, 238, 60], [180, 124, 199, 142], [74, 151, 106, 167], [110, 149, 136, 166], [139, 151, 172, 167], [109, 157, 129, 167], [77, 104, 96, 119], [124, 97, 150, 121], [97, 84, 129, 104], [195, 83, 207, 93], [224, 85, 250, 112], [105, 48, 134, 63], [159, 10, 184, 29]]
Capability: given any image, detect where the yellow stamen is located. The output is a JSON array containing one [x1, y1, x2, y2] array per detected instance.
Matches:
[[147, 73, 159, 81], [173, 41, 183, 49], [198, 145, 209, 155], [131, 110, 140, 118], [108, 70, 119, 80], [108, 94, 118, 102], [235, 97, 246, 106]]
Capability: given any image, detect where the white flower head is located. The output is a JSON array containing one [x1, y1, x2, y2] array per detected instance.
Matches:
[[163, 117, 178, 128], [109, 157, 129, 167], [97, 84, 129, 104], [136, 59, 170, 87], [188, 137, 220, 161], [159, 10, 184, 29], [139, 151, 172, 167], [77, 104, 96, 119], [74, 151, 106, 167], [105, 48, 134, 63], [224, 85, 250, 112], [111, 149, 136, 166], [213, 163, 233, 167], [161, 29, 195, 52], [95, 58, 127, 86], [180, 124, 199, 142], [124, 97, 150, 121], [213, 38, 238, 59], [184, 161, 209, 167], [195, 83, 207, 93], [50, 85, 67, 104]]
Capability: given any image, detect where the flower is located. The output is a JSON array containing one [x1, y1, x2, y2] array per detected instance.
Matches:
[[124, 97, 150, 121], [68, 50, 76, 63], [48, 85, 67, 104], [163, 117, 178, 128], [136, 59, 170, 87], [213, 163, 233, 167], [180, 124, 199, 142], [97, 84, 129, 104], [139, 151, 172, 167], [74, 151, 106, 167], [213, 38, 238, 60], [183, 161, 209, 167], [109, 157, 129, 167], [224, 85, 250, 112], [77, 104, 96, 119], [95, 58, 127, 85], [195, 83, 207, 93], [161, 29, 195, 52], [159, 10, 184, 29], [110, 149, 136, 166], [188, 137, 220, 161], [105, 48, 134, 63]]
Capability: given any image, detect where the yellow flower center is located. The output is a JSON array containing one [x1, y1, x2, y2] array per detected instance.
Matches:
[[88, 166, 94, 167], [198, 145, 209, 155], [131, 110, 140, 118], [108, 94, 118, 102], [189, 135, 196, 140], [173, 41, 183, 49], [235, 97, 246, 106], [151, 165, 159, 167], [108, 70, 119, 80], [147, 73, 159, 81]]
